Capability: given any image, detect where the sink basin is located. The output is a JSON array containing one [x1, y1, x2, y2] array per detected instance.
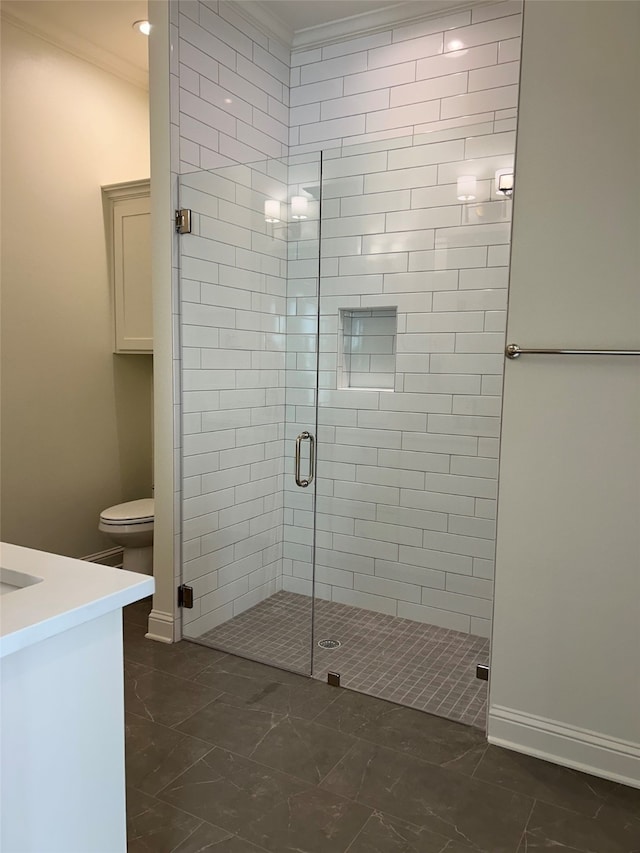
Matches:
[[0, 567, 43, 596]]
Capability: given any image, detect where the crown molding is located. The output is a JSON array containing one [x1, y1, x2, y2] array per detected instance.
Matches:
[[225, 1, 293, 49], [244, 0, 496, 51], [289, 1, 494, 50], [0, 5, 149, 91]]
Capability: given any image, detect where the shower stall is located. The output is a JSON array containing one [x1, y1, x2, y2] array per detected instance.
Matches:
[[178, 125, 514, 729]]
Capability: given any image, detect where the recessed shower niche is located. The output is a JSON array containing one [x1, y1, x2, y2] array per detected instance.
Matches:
[[338, 307, 397, 391]]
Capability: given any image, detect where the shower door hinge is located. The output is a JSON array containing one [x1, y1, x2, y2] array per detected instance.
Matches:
[[178, 584, 194, 608], [175, 208, 192, 234], [476, 664, 489, 681]]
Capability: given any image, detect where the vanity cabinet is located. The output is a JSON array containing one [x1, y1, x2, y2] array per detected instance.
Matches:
[[0, 543, 154, 853], [103, 179, 152, 353]]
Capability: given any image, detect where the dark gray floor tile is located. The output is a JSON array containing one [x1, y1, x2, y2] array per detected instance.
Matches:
[[157, 746, 308, 831], [122, 596, 153, 631], [173, 826, 266, 853], [177, 692, 356, 783], [517, 800, 640, 852], [346, 811, 476, 853], [473, 745, 627, 817], [321, 740, 532, 853], [123, 620, 635, 853], [248, 713, 356, 785], [240, 785, 371, 853], [126, 660, 223, 727], [602, 779, 640, 820], [126, 786, 217, 853], [194, 654, 338, 719], [124, 596, 153, 628], [124, 622, 228, 680], [126, 712, 212, 796], [177, 692, 287, 752], [315, 689, 486, 772], [158, 746, 371, 853]]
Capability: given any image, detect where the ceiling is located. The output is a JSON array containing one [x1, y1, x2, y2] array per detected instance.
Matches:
[[1, 0, 469, 84], [1, 0, 149, 85], [262, 1, 412, 32], [0, 0, 415, 65]]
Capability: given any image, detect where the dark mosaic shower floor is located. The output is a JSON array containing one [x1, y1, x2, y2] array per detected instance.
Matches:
[[197, 590, 489, 728]]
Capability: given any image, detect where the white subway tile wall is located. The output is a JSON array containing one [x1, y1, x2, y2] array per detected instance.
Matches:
[[179, 159, 294, 637], [288, 3, 522, 152], [281, 133, 515, 637], [173, 0, 292, 636], [173, 0, 521, 639], [283, 0, 521, 635]]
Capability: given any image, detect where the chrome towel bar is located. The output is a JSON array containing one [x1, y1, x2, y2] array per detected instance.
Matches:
[[505, 343, 640, 359]]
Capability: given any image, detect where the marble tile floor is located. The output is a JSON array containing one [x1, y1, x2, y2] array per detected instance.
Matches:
[[123, 598, 640, 853], [198, 591, 489, 729]]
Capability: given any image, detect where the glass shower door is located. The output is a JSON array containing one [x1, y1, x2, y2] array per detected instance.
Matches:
[[178, 153, 321, 676], [312, 130, 514, 727], [176, 127, 513, 730]]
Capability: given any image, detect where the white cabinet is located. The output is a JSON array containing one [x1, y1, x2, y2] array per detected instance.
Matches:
[[103, 179, 152, 353], [0, 543, 154, 853]]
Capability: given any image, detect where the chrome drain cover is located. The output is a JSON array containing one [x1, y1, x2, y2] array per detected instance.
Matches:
[[318, 639, 341, 649]]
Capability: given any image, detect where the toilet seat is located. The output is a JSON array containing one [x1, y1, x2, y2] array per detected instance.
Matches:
[[99, 499, 154, 526]]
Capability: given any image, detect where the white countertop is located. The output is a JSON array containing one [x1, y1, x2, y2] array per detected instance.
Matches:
[[0, 542, 154, 658]]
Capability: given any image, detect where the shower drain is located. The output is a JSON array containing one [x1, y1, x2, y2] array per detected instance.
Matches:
[[317, 639, 341, 649]]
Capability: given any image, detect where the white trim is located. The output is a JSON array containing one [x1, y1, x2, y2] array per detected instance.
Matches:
[[146, 609, 174, 644], [226, 1, 293, 49], [488, 705, 640, 790], [81, 547, 124, 567], [101, 178, 150, 201], [148, 0, 176, 645], [0, 7, 148, 91], [245, 0, 495, 50], [295, 1, 493, 50]]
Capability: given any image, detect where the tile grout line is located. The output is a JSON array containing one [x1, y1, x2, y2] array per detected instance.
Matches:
[[515, 796, 538, 853], [166, 816, 208, 853]]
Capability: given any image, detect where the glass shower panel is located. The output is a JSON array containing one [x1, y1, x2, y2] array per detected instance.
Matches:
[[178, 153, 321, 676], [313, 129, 514, 726], [280, 154, 322, 669]]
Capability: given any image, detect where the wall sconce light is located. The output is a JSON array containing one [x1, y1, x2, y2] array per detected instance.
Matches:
[[495, 169, 514, 197], [290, 196, 308, 220], [264, 199, 281, 223], [457, 175, 477, 201]]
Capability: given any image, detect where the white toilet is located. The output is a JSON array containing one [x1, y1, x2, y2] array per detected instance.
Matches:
[[99, 498, 154, 574]]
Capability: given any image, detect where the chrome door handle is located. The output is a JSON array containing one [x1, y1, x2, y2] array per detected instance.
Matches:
[[295, 431, 315, 488]]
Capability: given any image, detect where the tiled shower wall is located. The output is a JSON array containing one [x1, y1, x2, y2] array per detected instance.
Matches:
[[283, 132, 514, 638], [179, 163, 291, 636], [171, 0, 522, 637], [282, 2, 522, 637], [171, 0, 291, 636], [288, 4, 521, 154]]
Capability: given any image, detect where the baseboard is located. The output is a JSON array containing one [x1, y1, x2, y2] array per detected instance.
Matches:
[[146, 608, 174, 644], [488, 705, 640, 789], [82, 547, 123, 567]]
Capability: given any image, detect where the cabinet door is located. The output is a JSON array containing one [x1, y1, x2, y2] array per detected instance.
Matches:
[[113, 196, 152, 352]]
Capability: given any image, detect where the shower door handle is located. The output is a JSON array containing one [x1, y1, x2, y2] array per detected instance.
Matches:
[[295, 431, 315, 488]]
